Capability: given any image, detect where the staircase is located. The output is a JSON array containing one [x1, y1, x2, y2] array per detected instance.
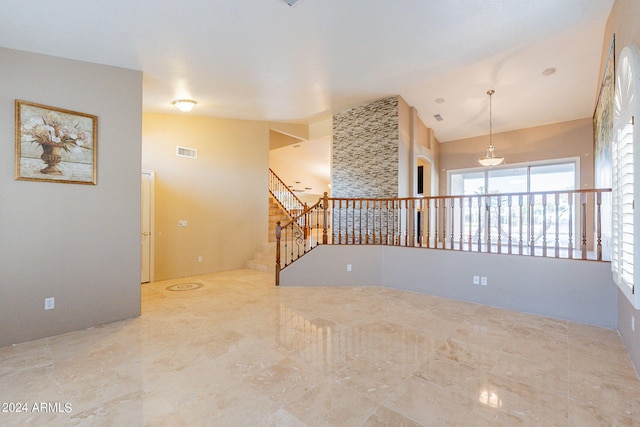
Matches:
[[246, 196, 291, 272]]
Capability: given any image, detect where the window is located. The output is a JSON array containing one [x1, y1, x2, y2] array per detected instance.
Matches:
[[448, 159, 578, 253], [448, 160, 577, 196], [611, 44, 640, 309]]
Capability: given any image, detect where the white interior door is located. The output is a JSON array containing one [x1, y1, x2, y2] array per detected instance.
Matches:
[[141, 172, 152, 283]]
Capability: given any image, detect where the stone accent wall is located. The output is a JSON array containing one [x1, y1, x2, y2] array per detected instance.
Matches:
[[332, 96, 399, 198]]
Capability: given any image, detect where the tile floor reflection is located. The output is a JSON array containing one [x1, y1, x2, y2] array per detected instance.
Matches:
[[1, 269, 639, 426]]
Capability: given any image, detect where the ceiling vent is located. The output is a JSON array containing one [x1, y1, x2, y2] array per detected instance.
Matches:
[[176, 146, 198, 159], [281, 0, 303, 6]]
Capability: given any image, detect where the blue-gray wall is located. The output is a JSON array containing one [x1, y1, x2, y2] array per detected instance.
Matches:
[[0, 48, 142, 347]]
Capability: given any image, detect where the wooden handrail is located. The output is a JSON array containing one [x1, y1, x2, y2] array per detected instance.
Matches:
[[327, 188, 612, 202]]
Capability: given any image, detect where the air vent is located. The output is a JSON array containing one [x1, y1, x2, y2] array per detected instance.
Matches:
[[434, 114, 443, 122], [176, 146, 197, 159]]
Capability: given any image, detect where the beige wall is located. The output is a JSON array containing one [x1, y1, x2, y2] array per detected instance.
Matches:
[[412, 108, 440, 196], [438, 118, 594, 195], [398, 96, 411, 197], [399, 97, 440, 197], [603, 0, 640, 376], [142, 114, 269, 281], [0, 48, 142, 347]]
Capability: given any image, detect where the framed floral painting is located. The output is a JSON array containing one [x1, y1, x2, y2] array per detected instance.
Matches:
[[15, 100, 97, 185]]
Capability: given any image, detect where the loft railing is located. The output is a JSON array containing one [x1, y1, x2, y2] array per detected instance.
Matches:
[[269, 168, 306, 217], [275, 189, 611, 285]]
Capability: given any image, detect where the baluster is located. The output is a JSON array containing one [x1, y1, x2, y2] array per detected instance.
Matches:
[[426, 198, 431, 248], [378, 200, 383, 245], [405, 199, 409, 247], [323, 193, 329, 245], [418, 198, 423, 246], [581, 193, 587, 260], [385, 200, 389, 245], [486, 196, 492, 253], [568, 193, 574, 259], [555, 193, 560, 258], [497, 196, 502, 253], [411, 199, 422, 246], [519, 194, 524, 255], [508, 195, 513, 254], [459, 197, 464, 250], [440, 199, 445, 249], [290, 222, 295, 264], [404, 199, 409, 246], [338, 199, 342, 244], [365, 200, 369, 245], [467, 196, 473, 251], [450, 198, 455, 250], [434, 198, 439, 248], [596, 191, 602, 261], [275, 221, 281, 286], [542, 194, 547, 257], [390, 200, 395, 245], [530, 194, 535, 256], [358, 199, 363, 244]]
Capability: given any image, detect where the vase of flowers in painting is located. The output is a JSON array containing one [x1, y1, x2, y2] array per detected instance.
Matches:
[[39, 144, 64, 174]]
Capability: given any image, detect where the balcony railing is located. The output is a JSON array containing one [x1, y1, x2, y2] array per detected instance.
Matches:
[[275, 189, 611, 285]]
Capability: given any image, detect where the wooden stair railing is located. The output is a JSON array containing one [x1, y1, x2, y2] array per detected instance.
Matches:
[[275, 193, 328, 286], [269, 168, 306, 218], [275, 189, 611, 286]]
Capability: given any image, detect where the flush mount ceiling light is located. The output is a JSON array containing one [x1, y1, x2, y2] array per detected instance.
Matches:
[[281, 0, 303, 6], [478, 89, 505, 167], [172, 99, 197, 112]]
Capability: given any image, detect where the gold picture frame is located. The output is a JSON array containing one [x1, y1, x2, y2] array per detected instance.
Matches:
[[15, 100, 97, 185]]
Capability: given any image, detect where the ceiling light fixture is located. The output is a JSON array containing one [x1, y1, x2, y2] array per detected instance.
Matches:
[[172, 99, 197, 112], [478, 89, 504, 167]]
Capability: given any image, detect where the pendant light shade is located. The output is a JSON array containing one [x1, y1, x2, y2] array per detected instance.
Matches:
[[478, 89, 504, 167]]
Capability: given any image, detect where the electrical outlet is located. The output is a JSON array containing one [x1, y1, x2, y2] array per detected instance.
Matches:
[[44, 297, 55, 310], [347, 264, 352, 272], [178, 220, 188, 227], [197, 256, 203, 262], [473, 275, 480, 285], [481, 277, 488, 286]]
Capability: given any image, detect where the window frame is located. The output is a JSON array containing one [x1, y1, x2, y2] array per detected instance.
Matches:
[[447, 157, 580, 196]]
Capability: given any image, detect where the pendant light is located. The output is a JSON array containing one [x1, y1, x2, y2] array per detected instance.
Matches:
[[478, 89, 504, 167]]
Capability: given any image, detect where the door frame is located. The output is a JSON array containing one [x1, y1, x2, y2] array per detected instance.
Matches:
[[141, 170, 155, 283]]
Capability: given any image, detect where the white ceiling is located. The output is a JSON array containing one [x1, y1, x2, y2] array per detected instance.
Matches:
[[0, 0, 613, 142]]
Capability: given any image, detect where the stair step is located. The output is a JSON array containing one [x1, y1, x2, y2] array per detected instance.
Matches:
[[246, 259, 273, 273]]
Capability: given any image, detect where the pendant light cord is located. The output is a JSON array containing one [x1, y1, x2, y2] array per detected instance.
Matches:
[[488, 89, 495, 149]]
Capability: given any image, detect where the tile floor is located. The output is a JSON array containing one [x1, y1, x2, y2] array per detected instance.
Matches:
[[1, 269, 639, 426]]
